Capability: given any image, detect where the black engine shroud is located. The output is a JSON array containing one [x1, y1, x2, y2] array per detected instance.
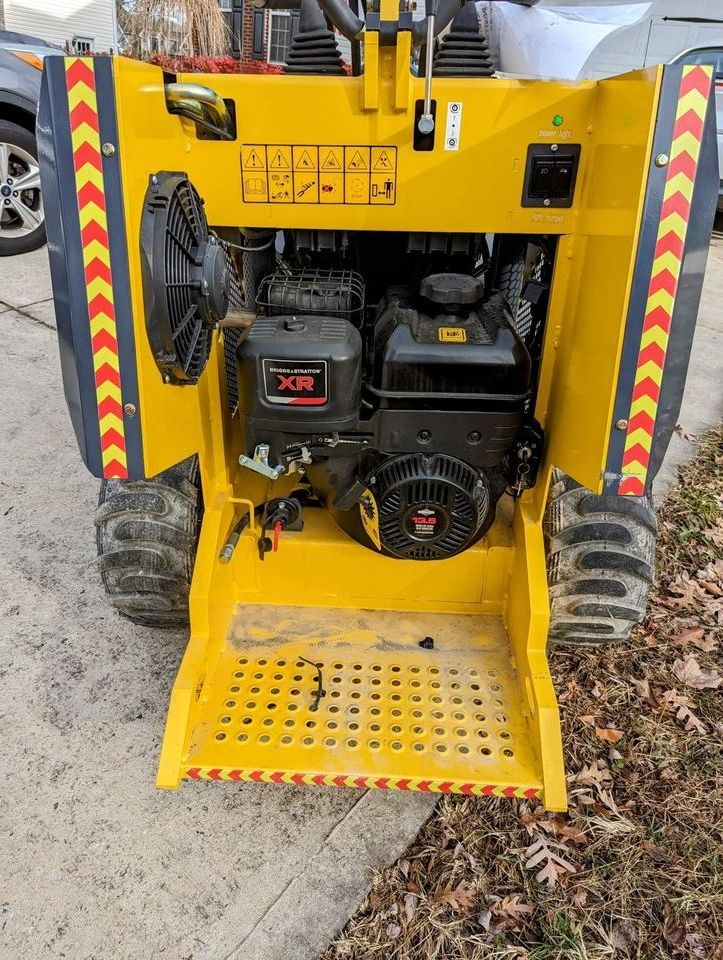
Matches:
[[236, 274, 531, 559]]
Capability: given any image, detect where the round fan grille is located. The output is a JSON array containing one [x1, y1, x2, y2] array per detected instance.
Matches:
[[369, 454, 490, 560], [142, 173, 230, 384], [165, 179, 212, 382]]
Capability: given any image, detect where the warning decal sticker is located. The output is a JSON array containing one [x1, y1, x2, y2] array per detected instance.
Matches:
[[438, 327, 467, 343], [242, 144, 397, 205], [359, 490, 382, 551]]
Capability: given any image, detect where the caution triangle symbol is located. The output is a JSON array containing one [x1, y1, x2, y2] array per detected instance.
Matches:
[[269, 149, 289, 169], [348, 149, 367, 170], [297, 149, 314, 169], [321, 150, 341, 170], [246, 149, 264, 169], [374, 150, 392, 170]]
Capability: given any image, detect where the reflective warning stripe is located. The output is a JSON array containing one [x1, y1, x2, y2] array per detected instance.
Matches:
[[183, 767, 542, 799], [619, 65, 712, 496], [65, 57, 128, 480]]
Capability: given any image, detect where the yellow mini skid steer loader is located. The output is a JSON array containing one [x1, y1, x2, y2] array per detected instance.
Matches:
[[37, 0, 718, 810]]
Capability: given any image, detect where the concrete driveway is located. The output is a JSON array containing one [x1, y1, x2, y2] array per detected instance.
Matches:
[[1, 233, 722, 960]]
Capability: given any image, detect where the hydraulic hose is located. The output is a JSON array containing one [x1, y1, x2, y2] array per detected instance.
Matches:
[[412, 0, 462, 43], [315, 0, 364, 40]]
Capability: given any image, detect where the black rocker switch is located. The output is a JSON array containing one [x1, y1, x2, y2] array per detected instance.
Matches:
[[522, 143, 581, 209]]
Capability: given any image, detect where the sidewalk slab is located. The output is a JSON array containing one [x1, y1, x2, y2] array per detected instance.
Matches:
[[653, 229, 723, 497], [0, 305, 436, 960]]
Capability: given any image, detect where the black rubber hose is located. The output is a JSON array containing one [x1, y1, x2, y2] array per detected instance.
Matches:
[[316, 0, 364, 40], [411, 0, 462, 43]]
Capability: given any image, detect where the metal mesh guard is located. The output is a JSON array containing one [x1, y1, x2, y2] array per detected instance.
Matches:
[[256, 267, 365, 325]]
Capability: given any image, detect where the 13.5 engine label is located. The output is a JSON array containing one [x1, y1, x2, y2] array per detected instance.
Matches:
[[262, 359, 328, 406], [241, 145, 397, 206]]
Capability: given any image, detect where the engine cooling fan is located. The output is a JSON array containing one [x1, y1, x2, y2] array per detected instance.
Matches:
[[141, 172, 231, 384], [367, 454, 490, 560]]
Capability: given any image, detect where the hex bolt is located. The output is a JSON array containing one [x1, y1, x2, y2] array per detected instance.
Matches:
[[616, 418, 629, 430], [101, 142, 116, 157], [12, 191, 18, 197], [550, 143, 559, 152], [468, 431, 481, 444], [123, 402, 137, 417], [655, 153, 669, 168], [418, 429, 432, 443], [544, 198, 552, 207]]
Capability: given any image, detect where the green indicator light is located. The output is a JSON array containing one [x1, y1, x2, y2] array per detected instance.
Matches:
[[553, 114, 564, 127]]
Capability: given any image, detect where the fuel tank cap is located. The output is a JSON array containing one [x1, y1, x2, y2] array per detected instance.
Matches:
[[420, 272, 484, 308]]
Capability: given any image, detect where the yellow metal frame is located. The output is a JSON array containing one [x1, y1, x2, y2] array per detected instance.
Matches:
[[101, 55, 664, 810]]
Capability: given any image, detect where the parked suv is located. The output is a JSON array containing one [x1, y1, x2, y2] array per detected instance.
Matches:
[[0, 31, 61, 256]]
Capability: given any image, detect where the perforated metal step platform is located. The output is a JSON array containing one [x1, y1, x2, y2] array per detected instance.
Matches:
[[171, 606, 544, 799]]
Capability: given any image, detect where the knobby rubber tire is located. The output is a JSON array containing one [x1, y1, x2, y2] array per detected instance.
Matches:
[[95, 457, 202, 627], [545, 471, 656, 646]]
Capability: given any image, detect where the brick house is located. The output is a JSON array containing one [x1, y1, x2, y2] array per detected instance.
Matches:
[[220, 0, 352, 69]]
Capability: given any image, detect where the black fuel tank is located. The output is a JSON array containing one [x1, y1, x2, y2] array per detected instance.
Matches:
[[370, 288, 530, 407]]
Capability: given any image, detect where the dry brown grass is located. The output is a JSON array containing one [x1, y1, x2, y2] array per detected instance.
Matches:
[[322, 428, 723, 960]]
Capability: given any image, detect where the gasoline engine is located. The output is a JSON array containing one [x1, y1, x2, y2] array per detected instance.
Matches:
[[141, 173, 539, 561]]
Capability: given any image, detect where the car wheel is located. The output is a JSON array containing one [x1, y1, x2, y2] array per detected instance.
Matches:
[[0, 120, 45, 256]]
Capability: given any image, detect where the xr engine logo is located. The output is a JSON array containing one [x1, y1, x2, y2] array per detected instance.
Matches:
[[277, 374, 315, 392]]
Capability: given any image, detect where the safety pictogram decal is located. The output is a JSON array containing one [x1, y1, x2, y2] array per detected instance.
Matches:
[[618, 65, 712, 496], [184, 767, 542, 798], [242, 145, 397, 206], [65, 57, 128, 479]]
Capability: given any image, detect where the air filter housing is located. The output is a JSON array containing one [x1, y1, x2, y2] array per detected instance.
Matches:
[[141, 172, 229, 384]]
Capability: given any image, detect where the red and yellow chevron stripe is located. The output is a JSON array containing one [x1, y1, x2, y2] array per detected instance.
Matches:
[[184, 767, 541, 799], [619, 65, 713, 496], [65, 57, 128, 480]]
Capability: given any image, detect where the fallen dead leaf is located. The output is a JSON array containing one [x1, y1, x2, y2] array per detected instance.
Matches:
[[700, 580, 723, 597], [524, 834, 577, 889], [570, 886, 589, 908], [595, 726, 624, 744], [662, 910, 687, 953], [633, 677, 655, 702], [386, 921, 402, 940], [490, 895, 533, 933], [641, 840, 668, 862], [673, 655, 722, 690], [672, 627, 705, 648], [610, 918, 638, 954], [667, 574, 704, 610], [660, 689, 709, 734], [556, 823, 588, 847], [403, 892, 416, 924], [432, 880, 477, 915]]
